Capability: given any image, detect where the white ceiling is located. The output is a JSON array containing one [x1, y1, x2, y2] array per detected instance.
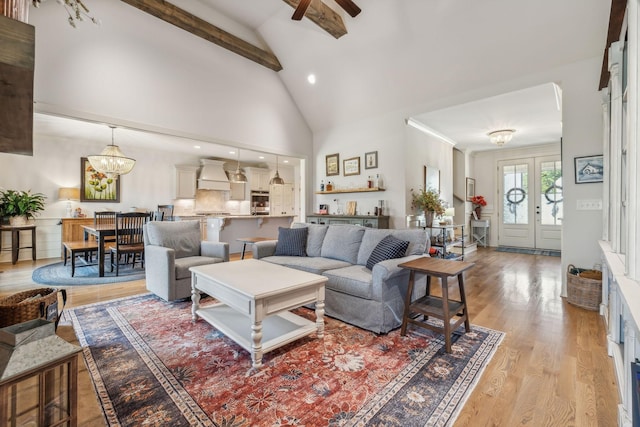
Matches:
[[34, 0, 609, 155]]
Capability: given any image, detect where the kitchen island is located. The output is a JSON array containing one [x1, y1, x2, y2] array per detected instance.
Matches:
[[206, 215, 295, 254]]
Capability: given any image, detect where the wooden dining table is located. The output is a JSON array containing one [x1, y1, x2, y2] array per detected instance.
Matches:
[[82, 224, 116, 277]]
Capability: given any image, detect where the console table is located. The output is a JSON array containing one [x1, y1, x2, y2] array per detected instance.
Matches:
[[305, 214, 389, 229], [0, 225, 36, 264], [398, 257, 475, 353], [471, 219, 490, 247]]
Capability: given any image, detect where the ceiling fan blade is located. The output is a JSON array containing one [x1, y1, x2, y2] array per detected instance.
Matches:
[[334, 0, 361, 17], [292, 0, 312, 20]]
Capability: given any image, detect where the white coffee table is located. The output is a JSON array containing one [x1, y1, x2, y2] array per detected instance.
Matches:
[[190, 259, 327, 369]]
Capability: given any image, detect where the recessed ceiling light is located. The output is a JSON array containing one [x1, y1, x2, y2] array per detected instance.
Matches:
[[229, 150, 236, 155], [259, 155, 265, 159], [284, 160, 289, 163], [194, 145, 201, 149], [307, 74, 316, 85]]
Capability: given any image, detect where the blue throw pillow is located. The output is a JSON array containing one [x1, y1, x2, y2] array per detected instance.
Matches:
[[366, 234, 410, 270], [274, 227, 308, 257]]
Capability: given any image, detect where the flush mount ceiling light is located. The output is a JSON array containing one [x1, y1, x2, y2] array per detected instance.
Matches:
[[269, 155, 285, 186], [230, 148, 247, 183], [487, 129, 516, 146], [87, 126, 135, 179]]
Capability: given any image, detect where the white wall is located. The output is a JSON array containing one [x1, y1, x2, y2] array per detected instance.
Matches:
[[312, 109, 453, 228], [0, 135, 202, 219], [28, 1, 312, 158]]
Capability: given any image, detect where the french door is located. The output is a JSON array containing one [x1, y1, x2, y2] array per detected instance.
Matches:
[[498, 156, 562, 250]]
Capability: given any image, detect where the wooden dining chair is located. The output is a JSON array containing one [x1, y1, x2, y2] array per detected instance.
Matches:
[[95, 211, 117, 243], [110, 212, 149, 276], [157, 204, 174, 221]]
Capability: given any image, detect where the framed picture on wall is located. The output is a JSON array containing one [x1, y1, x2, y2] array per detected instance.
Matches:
[[80, 157, 120, 202], [343, 157, 360, 176], [365, 151, 378, 169], [424, 165, 440, 193], [466, 177, 475, 201], [326, 153, 340, 176], [574, 154, 603, 184]]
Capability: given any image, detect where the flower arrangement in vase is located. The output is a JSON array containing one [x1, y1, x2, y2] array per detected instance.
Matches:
[[411, 187, 445, 226], [470, 195, 487, 218]]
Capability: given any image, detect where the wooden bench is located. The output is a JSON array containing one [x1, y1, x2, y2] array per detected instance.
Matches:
[[62, 241, 99, 277]]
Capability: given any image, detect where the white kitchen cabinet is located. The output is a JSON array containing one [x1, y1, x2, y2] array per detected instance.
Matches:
[[270, 183, 294, 215], [175, 165, 198, 199], [245, 167, 271, 192]]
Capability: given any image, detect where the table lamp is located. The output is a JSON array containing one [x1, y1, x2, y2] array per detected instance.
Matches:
[[58, 187, 80, 218], [443, 207, 455, 225]]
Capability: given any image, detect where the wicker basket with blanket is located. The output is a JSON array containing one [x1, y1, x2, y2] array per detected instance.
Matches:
[[566, 264, 602, 311]]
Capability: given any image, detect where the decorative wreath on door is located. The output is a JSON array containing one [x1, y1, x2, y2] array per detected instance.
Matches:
[[544, 184, 563, 218], [505, 187, 526, 213]]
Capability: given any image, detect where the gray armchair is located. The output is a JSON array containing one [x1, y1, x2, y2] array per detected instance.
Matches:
[[143, 220, 229, 301]]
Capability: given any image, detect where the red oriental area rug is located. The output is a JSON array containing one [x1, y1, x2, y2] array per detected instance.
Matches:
[[65, 293, 504, 426]]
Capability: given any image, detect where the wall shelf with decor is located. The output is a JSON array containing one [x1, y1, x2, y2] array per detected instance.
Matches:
[[315, 187, 385, 194]]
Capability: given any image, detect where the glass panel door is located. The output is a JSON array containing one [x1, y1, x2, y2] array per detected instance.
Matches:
[[498, 156, 562, 250], [499, 159, 534, 248], [535, 156, 562, 250]]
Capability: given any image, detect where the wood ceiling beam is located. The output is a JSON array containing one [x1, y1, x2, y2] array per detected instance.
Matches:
[[120, 0, 282, 71], [599, 0, 626, 90], [282, 0, 348, 39]]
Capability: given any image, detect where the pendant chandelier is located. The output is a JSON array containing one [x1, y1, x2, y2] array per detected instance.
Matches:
[[87, 126, 136, 179], [269, 155, 285, 186], [230, 148, 247, 183]]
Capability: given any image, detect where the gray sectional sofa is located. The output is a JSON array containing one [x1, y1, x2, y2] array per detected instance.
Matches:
[[252, 223, 429, 333]]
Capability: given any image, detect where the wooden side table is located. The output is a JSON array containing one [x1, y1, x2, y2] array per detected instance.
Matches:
[[398, 257, 475, 353], [0, 333, 82, 426], [0, 225, 36, 264]]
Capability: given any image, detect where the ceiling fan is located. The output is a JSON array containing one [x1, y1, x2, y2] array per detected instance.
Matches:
[[292, 0, 361, 20]]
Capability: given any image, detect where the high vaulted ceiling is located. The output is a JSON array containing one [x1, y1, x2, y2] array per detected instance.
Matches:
[[33, 0, 612, 154], [137, 0, 610, 147]]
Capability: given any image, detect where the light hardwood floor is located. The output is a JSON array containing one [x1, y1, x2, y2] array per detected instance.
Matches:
[[0, 249, 618, 426]]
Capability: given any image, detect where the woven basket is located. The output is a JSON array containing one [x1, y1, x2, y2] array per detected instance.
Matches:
[[566, 264, 602, 311], [0, 288, 59, 328]]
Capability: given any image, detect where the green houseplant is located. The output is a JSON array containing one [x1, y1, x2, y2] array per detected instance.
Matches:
[[411, 187, 445, 226], [0, 189, 46, 226]]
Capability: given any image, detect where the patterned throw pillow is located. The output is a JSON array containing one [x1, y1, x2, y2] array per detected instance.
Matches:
[[274, 227, 308, 257], [366, 234, 410, 270]]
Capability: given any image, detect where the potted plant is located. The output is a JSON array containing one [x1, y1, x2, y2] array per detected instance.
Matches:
[[0, 189, 47, 226], [411, 187, 445, 226]]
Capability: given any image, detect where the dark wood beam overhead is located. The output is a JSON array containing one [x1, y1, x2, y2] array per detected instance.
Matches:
[[599, 0, 626, 90], [282, 0, 349, 39], [120, 0, 282, 71]]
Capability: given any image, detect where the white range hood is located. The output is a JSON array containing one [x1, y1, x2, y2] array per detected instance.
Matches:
[[198, 159, 230, 191]]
